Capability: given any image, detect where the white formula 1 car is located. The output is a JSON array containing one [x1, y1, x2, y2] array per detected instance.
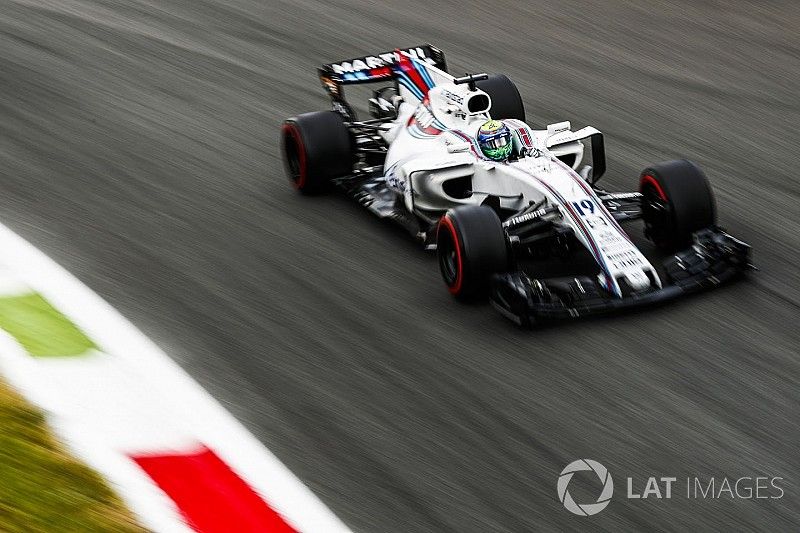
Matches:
[[280, 45, 751, 325]]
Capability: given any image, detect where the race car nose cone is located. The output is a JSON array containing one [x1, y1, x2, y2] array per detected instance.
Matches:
[[624, 270, 651, 292]]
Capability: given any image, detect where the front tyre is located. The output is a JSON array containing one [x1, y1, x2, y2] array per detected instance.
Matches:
[[640, 159, 716, 250], [281, 111, 353, 194], [437, 206, 510, 300]]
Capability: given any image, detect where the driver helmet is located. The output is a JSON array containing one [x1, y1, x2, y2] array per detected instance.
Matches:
[[477, 120, 513, 161]]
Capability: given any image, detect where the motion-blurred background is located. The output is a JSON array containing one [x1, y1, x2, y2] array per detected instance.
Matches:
[[1, 0, 798, 530]]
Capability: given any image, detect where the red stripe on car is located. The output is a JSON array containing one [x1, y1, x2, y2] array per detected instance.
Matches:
[[396, 49, 430, 97]]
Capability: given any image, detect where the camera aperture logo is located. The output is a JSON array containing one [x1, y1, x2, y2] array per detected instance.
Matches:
[[557, 459, 614, 516]]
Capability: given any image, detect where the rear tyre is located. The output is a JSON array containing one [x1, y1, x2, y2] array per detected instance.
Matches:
[[281, 111, 353, 194], [639, 159, 716, 250], [476, 74, 525, 122], [437, 206, 510, 300]]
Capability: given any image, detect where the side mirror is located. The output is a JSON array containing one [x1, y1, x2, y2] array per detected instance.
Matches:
[[546, 121, 571, 136], [547, 126, 606, 184], [579, 165, 593, 182]]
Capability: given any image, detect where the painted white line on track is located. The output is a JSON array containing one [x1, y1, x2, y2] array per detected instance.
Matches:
[[0, 221, 351, 533]]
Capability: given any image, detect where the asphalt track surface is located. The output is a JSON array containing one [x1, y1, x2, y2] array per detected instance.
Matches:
[[1, 0, 799, 531]]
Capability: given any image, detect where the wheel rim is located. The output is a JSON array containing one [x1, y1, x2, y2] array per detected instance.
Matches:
[[441, 248, 457, 282]]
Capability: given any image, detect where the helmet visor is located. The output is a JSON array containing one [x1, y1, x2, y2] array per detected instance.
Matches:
[[482, 135, 510, 149]]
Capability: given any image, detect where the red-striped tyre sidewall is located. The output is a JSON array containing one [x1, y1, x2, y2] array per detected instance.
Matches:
[[281, 122, 307, 190], [437, 214, 464, 295]]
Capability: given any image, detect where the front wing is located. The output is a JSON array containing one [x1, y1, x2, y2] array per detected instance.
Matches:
[[491, 228, 752, 326]]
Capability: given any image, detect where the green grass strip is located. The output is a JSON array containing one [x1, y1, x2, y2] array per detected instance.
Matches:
[[0, 379, 144, 532], [0, 293, 96, 357]]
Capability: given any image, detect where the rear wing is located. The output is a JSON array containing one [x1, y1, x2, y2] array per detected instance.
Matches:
[[318, 44, 447, 85], [317, 45, 448, 118]]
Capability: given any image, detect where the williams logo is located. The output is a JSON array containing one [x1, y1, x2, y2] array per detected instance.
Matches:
[[557, 459, 614, 516]]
